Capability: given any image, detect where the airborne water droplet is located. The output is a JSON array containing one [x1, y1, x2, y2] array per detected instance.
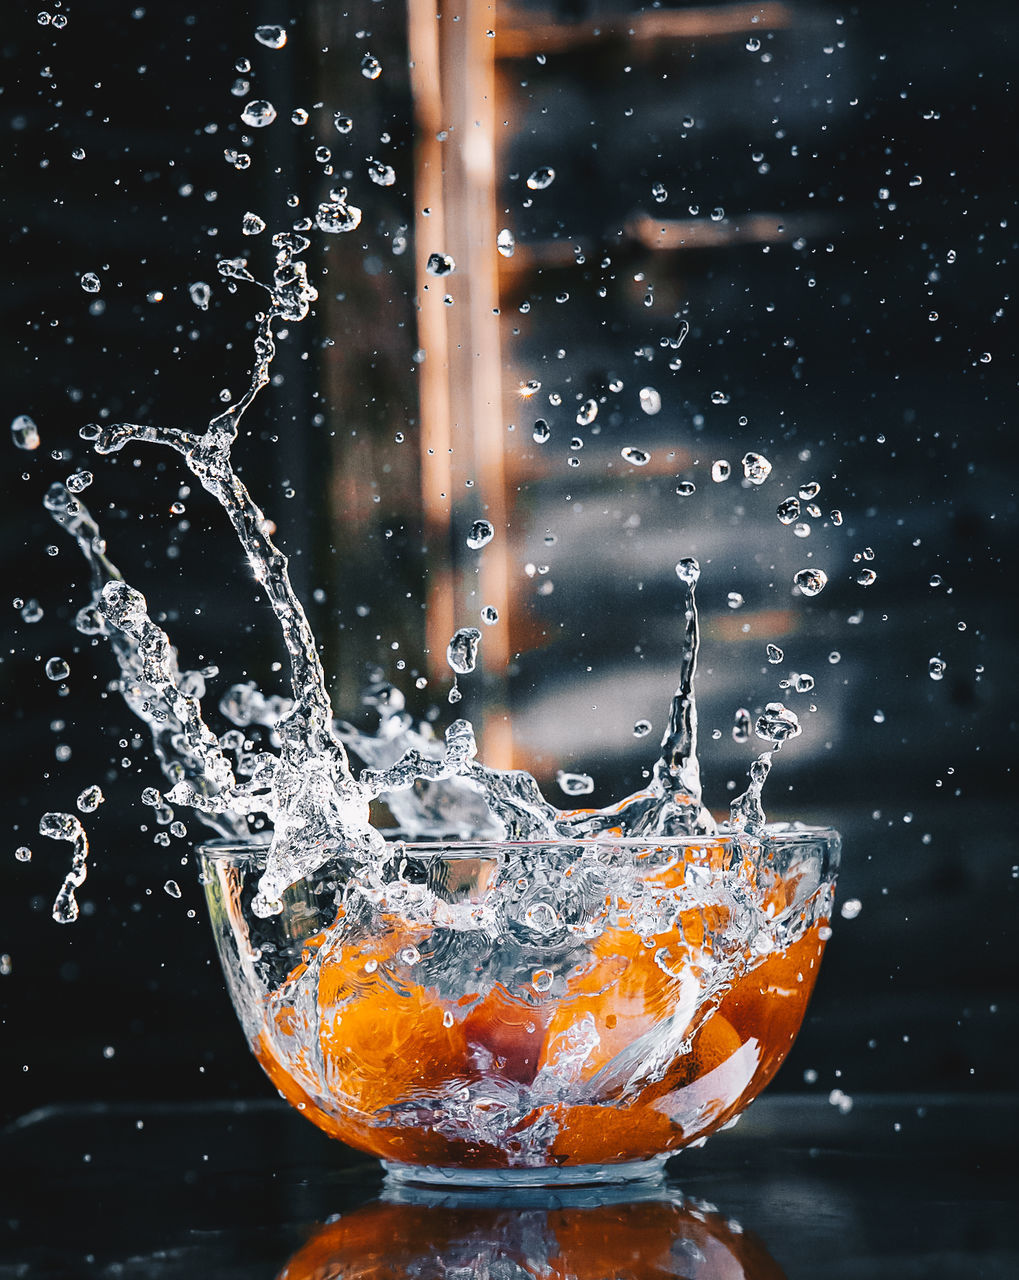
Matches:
[[928, 655, 947, 681], [164, 879, 182, 899], [711, 460, 731, 483], [793, 568, 828, 597], [446, 627, 481, 675], [425, 252, 455, 277], [532, 418, 551, 444], [621, 446, 650, 466], [360, 53, 382, 80], [526, 167, 556, 190], [240, 100, 277, 128], [755, 702, 801, 743], [466, 519, 494, 549], [254, 24, 287, 49], [856, 568, 877, 586], [639, 386, 661, 415], [242, 211, 266, 236], [633, 719, 652, 738], [77, 785, 104, 813], [497, 228, 516, 257], [80, 273, 101, 294], [557, 771, 594, 796], [732, 708, 752, 743], [367, 158, 396, 186], [333, 113, 353, 133], [316, 195, 362, 235], [776, 497, 800, 524], [189, 281, 211, 310], [11, 414, 40, 451], [576, 399, 598, 426], [742, 452, 772, 485], [45, 657, 70, 681], [766, 644, 784, 664], [652, 182, 668, 203]]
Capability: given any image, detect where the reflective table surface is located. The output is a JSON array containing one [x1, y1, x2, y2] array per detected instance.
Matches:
[[2, 1094, 1015, 1278]]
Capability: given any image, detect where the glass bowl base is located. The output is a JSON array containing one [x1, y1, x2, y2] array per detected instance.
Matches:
[[382, 1154, 670, 1188]]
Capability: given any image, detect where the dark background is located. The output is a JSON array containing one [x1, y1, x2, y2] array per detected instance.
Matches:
[[1, 0, 1015, 1130]]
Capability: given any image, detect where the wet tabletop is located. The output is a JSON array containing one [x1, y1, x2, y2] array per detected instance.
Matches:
[[2, 1093, 1015, 1278]]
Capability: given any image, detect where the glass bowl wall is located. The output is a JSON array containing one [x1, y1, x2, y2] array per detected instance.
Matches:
[[201, 827, 839, 1184]]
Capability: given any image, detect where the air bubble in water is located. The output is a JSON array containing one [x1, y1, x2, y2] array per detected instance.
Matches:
[[447, 627, 481, 675], [240, 100, 277, 128], [639, 386, 661, 415], [767, 644, 784, 664], [711, 460, 731, 482], [426, 252, 455, 277], [164, 879, 182, 898], [755, 702, 801, 743], [526, 167, 555, 190], [189, 281, 211, 310], [77, 785, 104, 813], [928, 656, 946, 681], [360, 53, 382, 80], [242, 211, 266, 236], [576, 399, 598, 426], [793, 568, 828, 596], [621, 446, 650, 466], [368, 158, 396, 186], [557, 771, 594, 796], [497, 228, 516, 257], [532, 419, 550, 443], [254, 24, 287, 49], [732, 708, 752, 743], [45, 657, 70, 681], [11, 415, 40, 451], [742, 452, 772, 485], [466, 519, 494, 549], [81, 273, 101, 294]]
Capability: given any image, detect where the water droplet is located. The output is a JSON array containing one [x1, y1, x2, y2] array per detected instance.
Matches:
[[727, 592, 744, 610], [710, 390, 730, 405], [632, 719, 652, 738], [20, 598, 44, 623], [741, 452, 772, 485], [240, 100, 277, 128], [557, 770, 594, 796], [576, 398, 598, 426], [254, 24, 287, 49], [793, 568, 828, 597], [446, 627, 481, 675], [638, 386, 661, 415], [333, 113, 353, 133], [80, 272, 101, 294], [675, 480, 696, 497], [15, 846, 32, 863], [828, 651, 841, 664], [767, 644, 784, 664], [497, 228, 516, 257], [928, 656, 946, 681], [480, 605, 498, 625], [526, 167, 556, 190], [746, 36, 761, 51], [367, 158, 396, 186], [840, 898, 862, 920], [776, 497, 800, 524], [732, 707, 751, 743], [316, 195, 362, 234], [425, 251, 455, 277], [71, 147, 86, 161], [466, 519, 494, 550], [163, 879, 182, 899], [531, 968, 554, 993], [45, 657, 70, 681], [621, 446, 650, 466], [532, 418, 550, 444], [755, 701, 801, 743], [76, 785, 104, 813], [794, 673, 815, 693], [360, 53, 382, 80], [242, 211, 266, 236], [830, 509, 843, 526], [651, 182, 668, 203], [710, 207, 725, 222], [675, 557, 700, 587], [291, 108, 309, 125], [11, 414, 40, 451], [711, 460, 731, 482], [856, 568, 877, 586]]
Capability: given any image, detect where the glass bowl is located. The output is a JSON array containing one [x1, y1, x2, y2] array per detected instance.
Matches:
[[200, 826, 839, 1184]]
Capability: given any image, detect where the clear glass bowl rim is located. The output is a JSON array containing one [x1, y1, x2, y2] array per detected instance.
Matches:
[[198, 822, 841, 867]]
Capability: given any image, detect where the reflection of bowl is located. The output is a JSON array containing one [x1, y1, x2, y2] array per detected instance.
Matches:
[[201, 827, 839, 1184], [277, 1184, 787, 1280]]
